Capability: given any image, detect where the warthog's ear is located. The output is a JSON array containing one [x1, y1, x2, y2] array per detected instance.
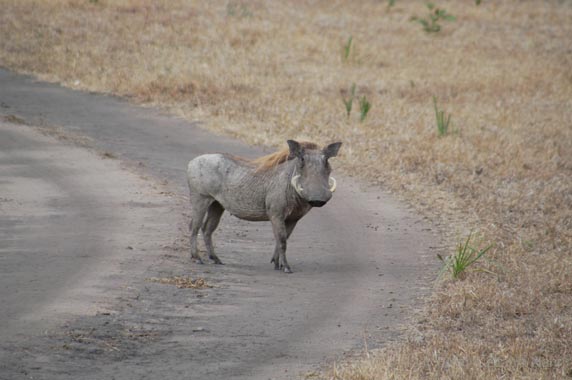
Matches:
[[323, 142, 342, 159], [287, 140, 304, 160]]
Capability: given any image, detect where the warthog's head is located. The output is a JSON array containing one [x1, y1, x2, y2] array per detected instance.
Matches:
[[288, 140, 342, 207]]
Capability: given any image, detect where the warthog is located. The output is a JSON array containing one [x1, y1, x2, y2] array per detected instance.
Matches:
[[187, 140, 342, 273]]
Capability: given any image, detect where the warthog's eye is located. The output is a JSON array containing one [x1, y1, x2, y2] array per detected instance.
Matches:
[[299, 156, 305, 168]]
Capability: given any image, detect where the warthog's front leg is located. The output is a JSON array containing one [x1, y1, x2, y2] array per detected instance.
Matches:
[[270, 218, 297, 273]]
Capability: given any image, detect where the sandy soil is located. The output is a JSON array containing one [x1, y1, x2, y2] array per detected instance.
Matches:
[[0, 70, 440, 380]]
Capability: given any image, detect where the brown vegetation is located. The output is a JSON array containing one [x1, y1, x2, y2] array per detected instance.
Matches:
[[147, 276, 210, 289], [1, 0, 570, 378]]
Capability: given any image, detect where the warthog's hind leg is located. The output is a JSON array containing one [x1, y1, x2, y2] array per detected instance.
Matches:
[[189, 195, 213, 264], [202, 201, 225, 264]]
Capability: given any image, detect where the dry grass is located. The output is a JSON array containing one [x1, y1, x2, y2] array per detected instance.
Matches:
[[1, 0, 571, 378], [147, 276, 210, 289]]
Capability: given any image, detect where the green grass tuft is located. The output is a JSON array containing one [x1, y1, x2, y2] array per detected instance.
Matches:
[[359, 95, 371, 122], [433, 96, 452, 136], [438, 232, 494, 279], [411, 2, 456, 33], [343, 36, 353, 61], [342, 83, 356, 118]]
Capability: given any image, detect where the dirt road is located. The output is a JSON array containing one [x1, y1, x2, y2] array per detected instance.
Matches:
[[0, 69, 439, 379]]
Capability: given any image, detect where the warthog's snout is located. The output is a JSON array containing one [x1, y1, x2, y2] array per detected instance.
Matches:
[[309, 200, 327, 207]]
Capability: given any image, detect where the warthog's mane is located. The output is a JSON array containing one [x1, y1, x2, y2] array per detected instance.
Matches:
[[223, 141, 319, 172], [252, 141, 319, 172]]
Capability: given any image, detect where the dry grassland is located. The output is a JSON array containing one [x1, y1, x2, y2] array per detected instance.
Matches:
[[1, 0, 571, 378]]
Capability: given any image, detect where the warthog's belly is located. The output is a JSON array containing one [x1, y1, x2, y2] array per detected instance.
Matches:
[[217, 198, 269, 222], [229, 211, 270, 222]]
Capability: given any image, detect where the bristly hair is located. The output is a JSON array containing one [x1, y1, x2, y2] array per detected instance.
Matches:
[[252, 141, 319, 172]]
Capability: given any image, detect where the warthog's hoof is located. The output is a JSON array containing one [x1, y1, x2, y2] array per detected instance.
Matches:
[[210, 256, 224, 265], [280, 264, 293, 274], [271, 257, 280, 270], [191, 256, 204, 265]]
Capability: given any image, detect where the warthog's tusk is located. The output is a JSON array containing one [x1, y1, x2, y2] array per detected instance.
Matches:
[[291, 174, 304, 195], [329, 177, 337, 193]]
